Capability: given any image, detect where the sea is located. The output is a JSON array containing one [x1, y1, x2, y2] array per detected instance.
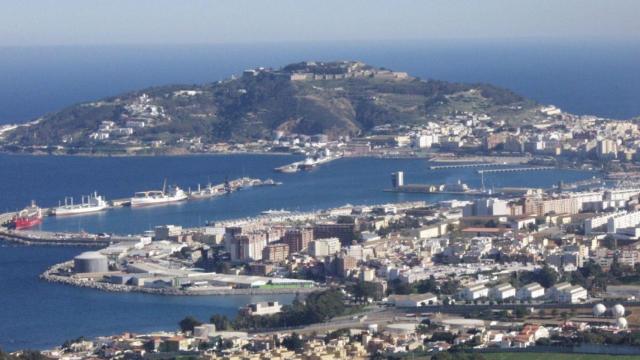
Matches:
[[0, 39, 637, 350]]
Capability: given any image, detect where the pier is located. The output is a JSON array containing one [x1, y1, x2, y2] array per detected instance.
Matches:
[[429, 162, 507, 170], [0, 229, 113, 246], [477, 166, 556, 174], [274, 155, 341, 173], [0, 212, 15, 227]]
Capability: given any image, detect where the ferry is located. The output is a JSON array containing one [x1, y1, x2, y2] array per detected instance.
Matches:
[[130, 182, 188, 207], [11, 201, 43, 229], [53, 192, 108, 216]]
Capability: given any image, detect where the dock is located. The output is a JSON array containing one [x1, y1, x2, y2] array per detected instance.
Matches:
[[429, 163, 507, 170], [0, 212, 15, 227], [384, 188, 488, 196], [477, 166, 555, 174], [0, 229, 113, 246], [274, 155, 341, 173]]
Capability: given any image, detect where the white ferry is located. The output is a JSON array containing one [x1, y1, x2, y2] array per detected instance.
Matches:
[[53, 192, 108, 216], [130, 182, 187, 207]]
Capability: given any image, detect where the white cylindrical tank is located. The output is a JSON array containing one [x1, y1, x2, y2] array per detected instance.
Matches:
[[612, 304, 625, 318], [616, 317, 628, 329], [593, 303, 607, 317], [74, 251, 109, 273]]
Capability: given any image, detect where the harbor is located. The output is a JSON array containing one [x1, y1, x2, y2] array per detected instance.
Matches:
[[0, 176, 282, 236]]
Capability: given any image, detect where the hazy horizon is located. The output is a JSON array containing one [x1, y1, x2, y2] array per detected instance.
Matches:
[[2, 0, 639, 47]]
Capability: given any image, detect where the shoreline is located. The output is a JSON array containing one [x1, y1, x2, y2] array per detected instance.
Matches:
[[0, 149, 295, 158], [41, 261, 321, 296]]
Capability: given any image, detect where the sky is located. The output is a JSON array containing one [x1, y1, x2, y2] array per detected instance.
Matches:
[[1, 0, 639, 46]]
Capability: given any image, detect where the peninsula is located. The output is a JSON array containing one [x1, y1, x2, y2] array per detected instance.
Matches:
[[0, 60, 546, 156]]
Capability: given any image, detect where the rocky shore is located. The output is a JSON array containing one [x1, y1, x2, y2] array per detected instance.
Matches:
[[40, 261, 320, 296]]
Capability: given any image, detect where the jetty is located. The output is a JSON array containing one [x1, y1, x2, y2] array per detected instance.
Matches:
[[429, 162, 507, 170], [477, 166, 555, 174], [274, 155, 341, 173], [0, 229, 113, 246]]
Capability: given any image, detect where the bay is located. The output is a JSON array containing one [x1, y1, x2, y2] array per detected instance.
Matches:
[[0, 154, 596, 350]]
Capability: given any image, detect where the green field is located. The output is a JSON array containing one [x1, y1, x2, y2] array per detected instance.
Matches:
[[482, 353, 640, 360]]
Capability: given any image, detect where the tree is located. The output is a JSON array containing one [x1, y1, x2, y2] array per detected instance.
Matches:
[[282, 333, 304, 351], [351, 281, 383, 303], [514, 306, 527, 318], [440, 279, 461, 295], [536, 265, 559, 288], [210, 314, 233, 331], [388, 278, 412, 295], [431, 332, 456, 343], [414, 276, 439, 294], [179, 316, 202, 333]]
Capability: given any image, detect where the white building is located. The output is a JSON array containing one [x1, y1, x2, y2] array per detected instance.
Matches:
[[241, 301, 282, 316], [391, 293, 438, 307], [607, 211, 640, 234], [516, 282, 545, 300], [547, 282, 572, 301], [459, 283, 489, 301], [489, 283, 516, 301], [558, 285, 588, 304], [308, 237, 341, 257], [584, 211, 626, 234]]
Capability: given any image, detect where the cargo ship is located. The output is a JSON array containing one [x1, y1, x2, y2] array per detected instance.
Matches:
[[11, 202, 43, 229], [53, 192, 109, 216], [131, 181, 187, 207], [189, 183, 226, 199]]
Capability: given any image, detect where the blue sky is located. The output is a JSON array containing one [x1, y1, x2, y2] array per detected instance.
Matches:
[[1, 0, 639, 46]]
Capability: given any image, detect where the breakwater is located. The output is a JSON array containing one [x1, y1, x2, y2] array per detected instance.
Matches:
[[0, 229, 112, 246]]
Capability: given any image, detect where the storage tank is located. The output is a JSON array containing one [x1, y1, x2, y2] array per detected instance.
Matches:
[[74, 251, 108, 273], [592, 303, 607, 317], [612, 304, 625, 318], [616, 317, 628, 329]]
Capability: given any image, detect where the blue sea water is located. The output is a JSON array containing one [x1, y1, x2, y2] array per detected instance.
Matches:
[[0, 39, 639, 124], [0, 154, 596, 350]]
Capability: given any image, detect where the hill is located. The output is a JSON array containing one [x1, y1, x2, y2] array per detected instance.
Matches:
[[0, 60, 540, 153]]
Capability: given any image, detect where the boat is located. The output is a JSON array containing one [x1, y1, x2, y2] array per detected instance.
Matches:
[[130, 181, 188, 207], [256, 178, 282, 186], [53, 192, 108, 216], [274, 164, 299, 173], [298, 157, 317, 171], [189, 183, 225, 199], [11, 201, 43, 230]]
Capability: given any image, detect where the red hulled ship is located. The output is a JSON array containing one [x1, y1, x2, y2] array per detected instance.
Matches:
[[11, 202, 43, 230]]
